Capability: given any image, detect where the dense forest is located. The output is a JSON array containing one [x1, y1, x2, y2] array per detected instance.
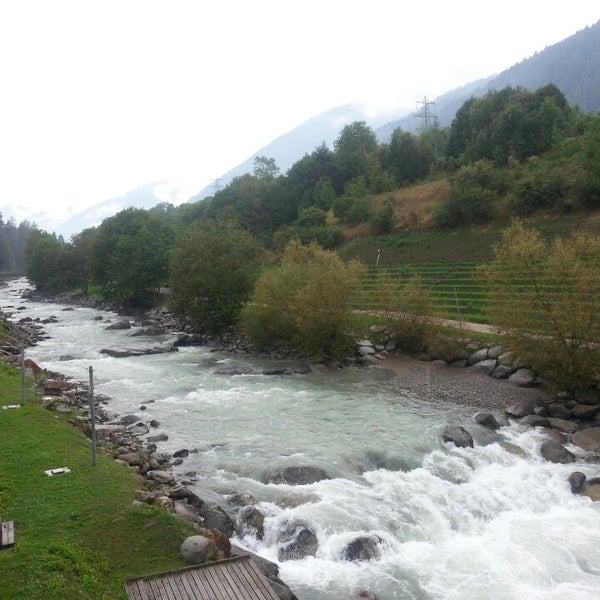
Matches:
[[14, 85, 600, 328], [0, 215, 38, 273]]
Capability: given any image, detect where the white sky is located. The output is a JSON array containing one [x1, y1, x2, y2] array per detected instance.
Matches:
[[0, 0, 598, 228]]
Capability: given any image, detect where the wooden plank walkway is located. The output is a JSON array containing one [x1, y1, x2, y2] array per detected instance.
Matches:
[[0, 519, 15, 549], [125, 555, 281, 600]]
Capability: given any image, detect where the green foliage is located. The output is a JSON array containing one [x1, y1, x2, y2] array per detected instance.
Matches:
[[480, 221, 600, 391], [26, 232, 76, 292], [0, 364, 194, 599], [447, 85, 572, 166], [242, 241, 365, 360], [169, 220, 264, 333], [0, 214, 37, 273], [370, 198, 396, 234], [370, 273, 441, 353], [510, 160, 565, 215], [253, 155, 280, 180], [88, 208, 174, 306], [434, 160, 499, 227]]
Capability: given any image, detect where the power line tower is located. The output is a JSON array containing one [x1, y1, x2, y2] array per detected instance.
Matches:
[[414, 97, 438, 133]]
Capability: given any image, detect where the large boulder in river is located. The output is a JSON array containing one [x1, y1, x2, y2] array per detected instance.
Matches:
[[277, 521, 318, 561], [540, 440, 575, 464], [100, 343, 178, 357], [342, 536, 381, 561], [571, 427, 600, 453], [266, 465, 329, 485], [442, 425, 473, 448], [105, 320, 131, 330]]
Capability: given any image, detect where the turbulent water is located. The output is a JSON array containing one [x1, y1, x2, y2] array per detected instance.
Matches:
[[2, 278, 600, 600]]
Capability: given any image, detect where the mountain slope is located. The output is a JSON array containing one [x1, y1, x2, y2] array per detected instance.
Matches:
[[376, 20, 600, 140]]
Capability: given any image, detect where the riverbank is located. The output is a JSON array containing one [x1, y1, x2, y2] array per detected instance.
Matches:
[[378, 353, 549, 411]]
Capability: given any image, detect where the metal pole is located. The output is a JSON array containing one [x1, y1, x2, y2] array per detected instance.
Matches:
[[88, 366, 97, 466], [454, 287, 462, 321], [20, 338, 26, 406]]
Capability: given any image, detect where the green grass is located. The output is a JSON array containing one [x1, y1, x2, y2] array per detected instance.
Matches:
[[353, 263, 490, 323], [0, 362, 195, 599]]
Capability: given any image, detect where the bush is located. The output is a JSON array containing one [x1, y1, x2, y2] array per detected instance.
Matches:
[[242, 241, 364, 360], [480, 220, 600, 391]]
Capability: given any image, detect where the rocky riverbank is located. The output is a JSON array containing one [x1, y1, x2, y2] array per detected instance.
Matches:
[[2, 282, 600, 600]]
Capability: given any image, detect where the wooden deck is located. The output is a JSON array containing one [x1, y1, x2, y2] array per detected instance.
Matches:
[[125, 555, 281, 600], [0, 520, 15, 549]]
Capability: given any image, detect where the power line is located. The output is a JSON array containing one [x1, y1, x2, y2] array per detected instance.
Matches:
[[414, 97, 438, 132]]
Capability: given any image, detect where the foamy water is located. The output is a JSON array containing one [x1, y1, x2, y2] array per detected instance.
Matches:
[[2, 278, 599, 600]]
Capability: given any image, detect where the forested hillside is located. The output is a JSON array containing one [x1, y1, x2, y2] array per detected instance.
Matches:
[[20, 84, 600, 323]]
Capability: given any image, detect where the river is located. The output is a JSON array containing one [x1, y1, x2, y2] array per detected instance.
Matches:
[[2, 278, 600, 600]]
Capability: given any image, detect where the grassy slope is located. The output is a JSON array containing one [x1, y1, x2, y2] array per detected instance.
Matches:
[[0, 362, 195, 599]]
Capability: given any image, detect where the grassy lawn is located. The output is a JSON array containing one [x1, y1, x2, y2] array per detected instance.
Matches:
[[0, 362, 195, 599]]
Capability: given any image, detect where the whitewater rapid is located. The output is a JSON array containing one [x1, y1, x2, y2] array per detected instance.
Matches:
[[2, 278, 599, 600]]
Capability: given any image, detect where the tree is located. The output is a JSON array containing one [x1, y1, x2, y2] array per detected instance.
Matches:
[[253, 156, 280, 180], [480, 221, 600, 391], [26, 231, 72, 292], [242, 241, 364, 360], [88, 208, 174, 306], [169, 221, 264, 333]]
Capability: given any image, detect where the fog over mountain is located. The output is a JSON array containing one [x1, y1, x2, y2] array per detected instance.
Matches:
[[42, 19, 600, 237]]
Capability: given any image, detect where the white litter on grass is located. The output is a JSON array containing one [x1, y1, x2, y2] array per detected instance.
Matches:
[[2, 405, 21, 409], [45, 467, 71, 476]]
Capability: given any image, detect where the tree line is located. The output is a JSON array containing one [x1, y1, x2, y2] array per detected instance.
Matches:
[[20, 84, 600, 387]]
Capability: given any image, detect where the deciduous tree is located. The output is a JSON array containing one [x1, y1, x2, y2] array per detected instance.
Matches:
[[169, 221, 264, 333], [242, 241, 364, 360], [480, 221, 600, 391]]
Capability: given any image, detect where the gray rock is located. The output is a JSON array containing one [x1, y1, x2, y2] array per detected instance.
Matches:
[[469, 359, 497, 375], [490, 364, 513, 379], [474, 412, 501, 430], [277, 522, 318, 561], [467, 348, 488, 366], [105, 320, 131, 330], [357, 345, 376, 356], [540, 440, 575, 464], [571, 427, 600, 452], [146, 470, 175, 484], [200, 504, 235, 537], [147, 433, 168, 442], [128, 422, 150, 436], [266, 465, 329, 485], [180, 535, 218, 564], [508, 368, 536, 387], [442, 425, 474, 448], [547, 417, 579, 434], [342, 536, 381, 561], [519, 415, 551, 429], [238, 505, 265, 539], [100, 343, 178, 357], [568, 471, 587, 493], [571, 404, 600, 419]]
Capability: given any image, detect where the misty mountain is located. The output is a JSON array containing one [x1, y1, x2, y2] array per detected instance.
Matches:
[[51, 19, 600, 234], [188, 104, 395, 202], [376, 21, 600, 140], [54, 181, 177, 239], [199, 19, 600, 196]]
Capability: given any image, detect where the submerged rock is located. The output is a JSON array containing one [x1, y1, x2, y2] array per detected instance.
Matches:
[[277, 521, 318, 561], [100, 343, 178, 357], [342, 536, 381, 561], [266, 465, 329, 485], [442, 425, 474, 448]]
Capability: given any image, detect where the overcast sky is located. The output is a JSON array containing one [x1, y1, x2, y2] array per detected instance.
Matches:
[[0, 1, 598, 230]]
